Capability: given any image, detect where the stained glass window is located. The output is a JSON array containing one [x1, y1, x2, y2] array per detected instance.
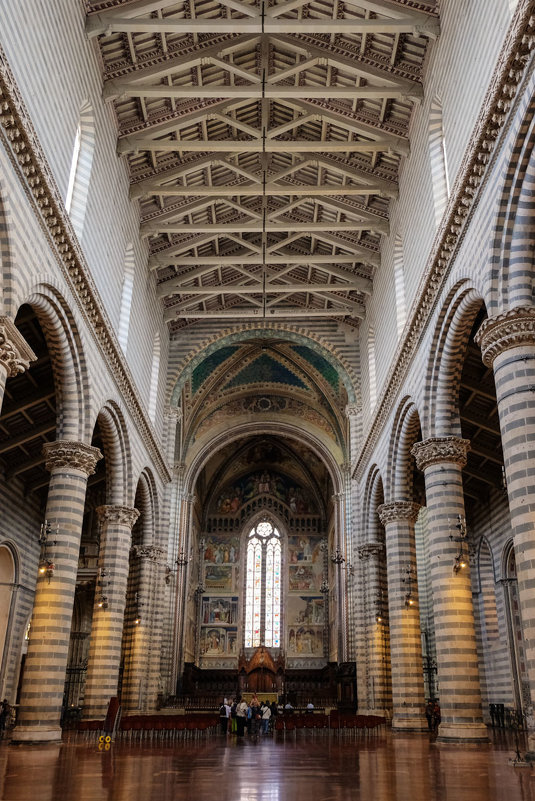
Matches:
[[244, 521, 281, 648]]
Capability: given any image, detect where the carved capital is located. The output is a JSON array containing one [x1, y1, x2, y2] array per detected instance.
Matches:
[[377, 501, 421, 526], [475, 307, 535, 367], [131, 544, 166, 562], [164, 405, 181, 421], [357, 542, 384, 560], [345, 403, 361, 418], [411, 437, 470, 472], [96, 505, 140, 529], [43, 440, 102, 476], [332, 492, 345, 502], [0, 316, 36, 378]]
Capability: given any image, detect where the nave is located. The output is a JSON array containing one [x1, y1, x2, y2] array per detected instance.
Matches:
[[0, 731, 531, 801]]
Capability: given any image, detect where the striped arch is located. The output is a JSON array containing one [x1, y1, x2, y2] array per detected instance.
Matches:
[[386, 397, 422, 503], [93, 401, 133, 507], [362, 465, 385, 540], [67, 101, 95, 240], [489, 94, 535, 312], [169, 324, 359, 405], [424, 282, 485, 438], [23, 283, 91, 441], [133, 468, 160, 547]]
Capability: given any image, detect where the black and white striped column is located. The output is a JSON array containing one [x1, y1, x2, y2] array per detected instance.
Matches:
[[476, 307, 535, 743], [378, 501, 427, 731], [412, 437, 487, 742], [12, 440, 101, 743], [83, 505, 140, 720]]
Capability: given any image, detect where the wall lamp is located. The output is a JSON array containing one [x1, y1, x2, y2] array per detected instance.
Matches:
[[450, 515, 468, 574], [402, 564, 416, 608], [38, 519, 57, 582]]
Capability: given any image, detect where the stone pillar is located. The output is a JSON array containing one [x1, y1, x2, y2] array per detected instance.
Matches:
[[378, 501, 427, 731], [332, 491, 348, 662], [12, 440, 101, 743], [173, 491, 195, 692], [357, 541, 388, 714], [475, 307, 535, 743], [83, 505, 140, 720], [411, 437, 487, 742], [0, 316, 36, 406]]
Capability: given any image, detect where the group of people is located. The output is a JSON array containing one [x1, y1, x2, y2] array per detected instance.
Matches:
[[219, 696, 279, 739], [425, 700, 441, 733]]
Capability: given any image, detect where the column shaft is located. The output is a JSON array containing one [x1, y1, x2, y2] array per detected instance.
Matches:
[[12, 441, 100, 743], [379, 502, 427, 731], [412, 437, 487, 742], [83, 506, 139, 719]]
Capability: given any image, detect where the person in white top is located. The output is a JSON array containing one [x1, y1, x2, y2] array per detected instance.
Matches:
[[261, 702, 272, 734], [236, 696, 248, 738]]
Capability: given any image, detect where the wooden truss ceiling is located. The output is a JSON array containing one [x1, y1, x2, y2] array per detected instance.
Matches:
[[87, 0, 438, 329]]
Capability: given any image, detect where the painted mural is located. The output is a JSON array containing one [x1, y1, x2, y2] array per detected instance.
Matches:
[[201, 597, 238, 625], [199, 627, 238, 656], [204, 564, 233, 590], [213, 472, 317, 515], [288, 627, 324, 656], [287, 595, 325, 626], [203, 535, 239, 564], [287, 535, 323, 592]]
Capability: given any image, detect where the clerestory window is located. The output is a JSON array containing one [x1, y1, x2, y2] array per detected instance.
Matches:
[[244, 520, 281, 649]]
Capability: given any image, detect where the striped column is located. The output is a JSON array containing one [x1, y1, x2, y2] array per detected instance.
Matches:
[[0, 316, 36, 406], [476, 307, 535, 744], [378, 501, 428, 731], [357, 541, 389, 714], [412, 437, 487, 742], [83, 505, 140, 720], [12, 440, 101, 743], [333, 491, 348, 662]]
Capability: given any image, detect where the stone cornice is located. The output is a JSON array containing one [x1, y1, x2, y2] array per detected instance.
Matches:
[[0, 47, 171, 485], [96, 504, 140, 528], [43, 440, 102, 476], [377, 501, 421, 525], [0, 316, 36, 377], [411, 437, 470, 472], [354, 1, 535, 481], [475, 306, 535, 366]]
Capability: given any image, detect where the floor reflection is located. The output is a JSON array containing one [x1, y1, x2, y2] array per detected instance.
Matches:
[[0, 731, 533, 801]]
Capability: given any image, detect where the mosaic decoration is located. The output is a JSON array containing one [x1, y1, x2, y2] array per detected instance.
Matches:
[[292, 345, 340, 393], [191, 346, 239, 394], [212, 471, 317, 515], [223, 353, 307, 391]]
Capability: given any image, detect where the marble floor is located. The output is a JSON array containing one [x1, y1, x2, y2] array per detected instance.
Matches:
[[0, 729, 533, 801]]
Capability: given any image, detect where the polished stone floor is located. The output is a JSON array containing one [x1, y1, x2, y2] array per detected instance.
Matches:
[[0, 729, 533, 801]]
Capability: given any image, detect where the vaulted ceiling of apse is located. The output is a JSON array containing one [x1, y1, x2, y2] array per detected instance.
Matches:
[[87, 0, 438, 329]]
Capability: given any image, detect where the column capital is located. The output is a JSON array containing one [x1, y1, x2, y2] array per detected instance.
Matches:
[[43, 440, 102, 476], [0, 316, 36, 377], [378, 501, 421, 526], [475, 307, 535, 366], [96, 505, 140, 528], [357, 541, 384, 560], [164, 405, 181, 421], [345, 402, 361, 418], [131, 543, 166, 562], [411, 436, 470, 472], [332, 491, 346, 502]]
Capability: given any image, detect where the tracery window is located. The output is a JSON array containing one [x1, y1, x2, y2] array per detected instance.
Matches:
[[244, 521, 281, 648]]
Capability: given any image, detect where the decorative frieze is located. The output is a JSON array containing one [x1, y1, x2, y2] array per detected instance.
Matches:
[[0, 316, 36, 377], [411, 437, 470, 472], [42, 440, 102, 476], [475, 307, 535, 366], [96, 505, 140, 528], [377, 501, 421, 526]]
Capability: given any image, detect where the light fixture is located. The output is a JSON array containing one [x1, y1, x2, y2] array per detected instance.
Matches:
[[97, 595, 109, 609], [331, 547, 345, 565], [450, 515, 468, 574], [37, 520, 57, 582], [133, 591, 143, 624], [38, 559, 55, 582], [176, 549, 190, 567], [320, 579, 330, 594], [402, 564, 416, 608], [96, 567, 110, 610]]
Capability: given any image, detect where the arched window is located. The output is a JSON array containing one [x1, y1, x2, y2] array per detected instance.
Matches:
[[118, 244, 135, 352], [65, 102, 95, 239], [367, 326, 377, 411], [148, 332, 160, 422], [393, 235, 406, 338], [429, 97, 450, 227], [244, 520, 281, 648]]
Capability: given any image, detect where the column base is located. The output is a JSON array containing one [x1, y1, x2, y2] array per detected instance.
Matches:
[[11, 725, 63, 744], [436, 722, 489, 744], [392, 713, 429, 733]]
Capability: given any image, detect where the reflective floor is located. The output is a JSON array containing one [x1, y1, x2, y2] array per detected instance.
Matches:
[[0, 729, 533, 801]]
